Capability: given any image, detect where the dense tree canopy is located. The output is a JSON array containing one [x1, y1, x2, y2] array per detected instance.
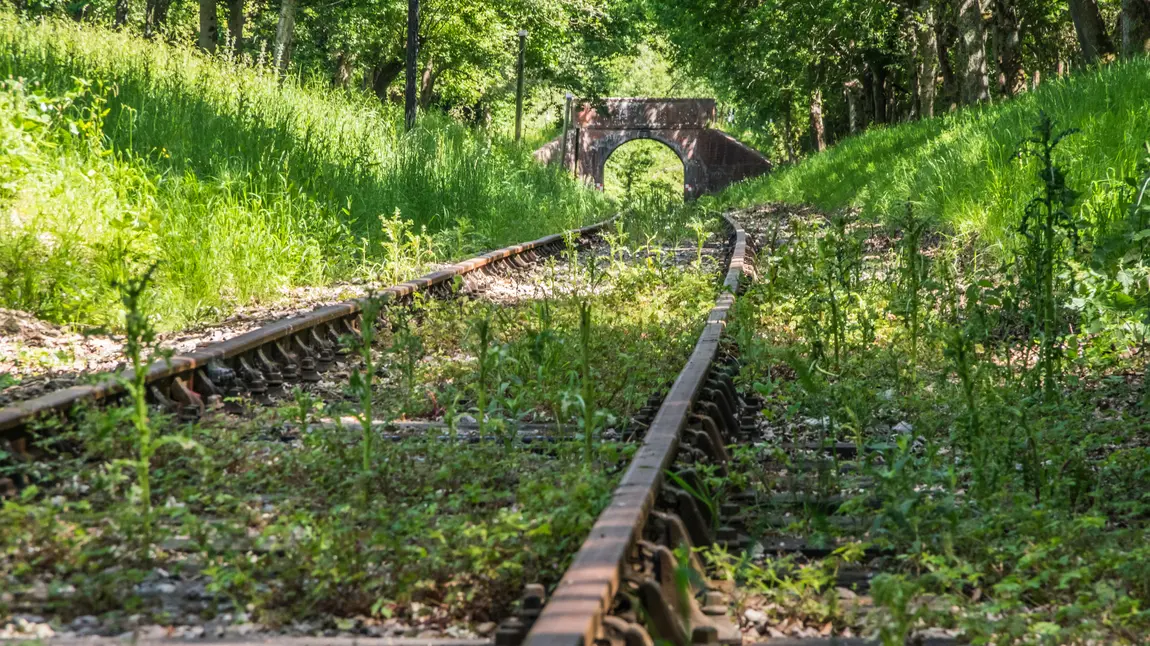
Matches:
[[13, 0, 1150, 157]]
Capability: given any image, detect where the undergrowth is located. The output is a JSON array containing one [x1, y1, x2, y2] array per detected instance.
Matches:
[[0, 10, 610, 330]]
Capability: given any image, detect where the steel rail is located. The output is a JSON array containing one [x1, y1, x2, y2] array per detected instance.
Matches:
[[520, 212, 748, 646], [0, 219, 612, 438]]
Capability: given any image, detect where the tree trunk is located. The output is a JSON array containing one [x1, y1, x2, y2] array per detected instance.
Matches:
[[144, 0, 171, 37], [419, 56, 437, 109], [958, 0, 990, 104], [936, 7, 960, 111], [369, 59, 404, 102], [273, 0, 297, 74], [781, 91, 796, 163], [333, 52, 354, 88], [114, 0, 129, 27], [809, 88, 826, 152], [844, 79, 862, 134], [1069, 0, 1116, 63], [198, 0, 218, 53], [860, 68, 875, 125], [993, 0, 1023, 96], [916, 0, 938, 119], [871, 62, 888, 123], [1122, 0, 1150, 57], [226, 0, 244, 51]]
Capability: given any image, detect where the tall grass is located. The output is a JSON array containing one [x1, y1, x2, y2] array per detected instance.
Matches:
[[0, 11, 609, 329], [711, 59, 1150, 247]]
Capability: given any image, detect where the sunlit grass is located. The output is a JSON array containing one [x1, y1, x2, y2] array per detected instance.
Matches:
[[0, 11, 610, 330], [711, 59, 1150, 248]]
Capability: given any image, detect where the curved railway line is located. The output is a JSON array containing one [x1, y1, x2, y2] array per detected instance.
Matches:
[[3, 210, 972, 646]]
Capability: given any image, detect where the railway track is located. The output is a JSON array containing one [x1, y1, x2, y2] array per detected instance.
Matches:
[[0, 208, 988, 645], [0, 212, 750, 642], [0, 219, 613, 443]]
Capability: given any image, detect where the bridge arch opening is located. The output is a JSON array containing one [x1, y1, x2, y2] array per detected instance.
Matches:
[[602, 137, 686, 203]]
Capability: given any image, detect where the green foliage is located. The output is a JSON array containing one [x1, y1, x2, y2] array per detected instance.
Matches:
[[0, 11, 610, 330], [728, 192, 1150, 641], [713, 59, 1150, 249]]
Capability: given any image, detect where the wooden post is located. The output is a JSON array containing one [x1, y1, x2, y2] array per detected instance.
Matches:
[[514, 29, 527, 142], [405, 0, 419, 131]]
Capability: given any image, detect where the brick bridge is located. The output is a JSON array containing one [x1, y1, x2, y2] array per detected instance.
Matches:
[[534, 98, 771, 199]]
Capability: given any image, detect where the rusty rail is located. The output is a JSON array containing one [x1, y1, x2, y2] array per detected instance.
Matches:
[[0, 219, 612, 439], [513, 212, 749, 646]]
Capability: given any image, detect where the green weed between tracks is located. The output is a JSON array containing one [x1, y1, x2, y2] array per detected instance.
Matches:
[[714, 193, 1149, 641], [0, 10, 611, 331], [0, 240, 722, 630]]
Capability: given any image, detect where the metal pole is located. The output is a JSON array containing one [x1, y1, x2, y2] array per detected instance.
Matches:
[[404, 0, 419, 131], [560, 92, 573, 174], [514, 29, 527, 142]]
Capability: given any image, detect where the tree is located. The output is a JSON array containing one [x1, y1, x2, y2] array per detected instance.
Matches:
[[226, 0, 244, 51], [144, 0, 172, 37], [993, 0, 1023, 96], [958, 0, 990, 103], [199, 0, 218, 53], [1068, 0, 1115, 63], [274, 0, 297, 73], [1121, 0, 1150, 57], [914, 0, 938, 118]]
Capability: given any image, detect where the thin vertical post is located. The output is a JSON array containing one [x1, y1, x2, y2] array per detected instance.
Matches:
[[560, 92, 573, 174], [514, 29, 527, 142], [405, 0, 419, 131]]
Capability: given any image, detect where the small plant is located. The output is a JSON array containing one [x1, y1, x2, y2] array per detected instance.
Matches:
[[111, 259, 194, 549], [348, 294, 383, 477], [687, 217, 710, 269], [579, 300, 596, 466], [472, 308, 495, 441], [389, 304, 425, 417], [891, 202, 931, 383], [1017, 112, 1080, 401]]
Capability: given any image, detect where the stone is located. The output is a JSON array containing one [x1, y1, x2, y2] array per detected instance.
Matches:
[[475, 622, 497, 636], [71, 616, 100, 630], [742, 608, 768, 626], [893, 421, 913, 433]]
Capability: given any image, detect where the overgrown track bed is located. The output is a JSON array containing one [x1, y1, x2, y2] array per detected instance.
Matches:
[[0, 217, 738, 642], [513, 211, 752, 646], [0, 220, 613, 439], [709, 204, 1149, 645]]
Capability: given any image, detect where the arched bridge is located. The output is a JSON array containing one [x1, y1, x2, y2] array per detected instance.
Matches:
[[534, 98, 771, 199]]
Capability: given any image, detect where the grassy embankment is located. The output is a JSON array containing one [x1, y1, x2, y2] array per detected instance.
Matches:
[[0, 11, 610, 331], [712, 58, 1150, 247]]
